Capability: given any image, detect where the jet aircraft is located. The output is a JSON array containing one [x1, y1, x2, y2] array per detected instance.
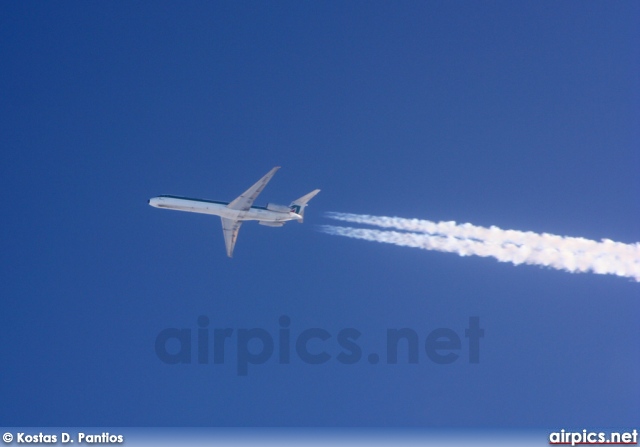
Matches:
[[148, 167, 320, 257]]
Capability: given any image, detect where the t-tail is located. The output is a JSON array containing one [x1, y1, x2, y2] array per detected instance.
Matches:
[[289, 189, 321, 223]]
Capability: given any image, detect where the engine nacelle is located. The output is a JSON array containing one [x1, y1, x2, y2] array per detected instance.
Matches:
[[259, 221, 285, 227], [266, 203, 291, 213]]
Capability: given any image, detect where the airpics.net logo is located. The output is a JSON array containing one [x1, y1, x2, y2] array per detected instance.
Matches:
[[154, 316, 484, 376]]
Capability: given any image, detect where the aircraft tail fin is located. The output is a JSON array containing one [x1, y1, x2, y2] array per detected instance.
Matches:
[[289, 189, 320, 223]]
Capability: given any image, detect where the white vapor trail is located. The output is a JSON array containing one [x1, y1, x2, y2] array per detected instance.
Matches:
[[321, 213, 640, 282]]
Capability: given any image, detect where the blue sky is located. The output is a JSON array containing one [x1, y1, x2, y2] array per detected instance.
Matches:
[[1, 1, 638, 427]]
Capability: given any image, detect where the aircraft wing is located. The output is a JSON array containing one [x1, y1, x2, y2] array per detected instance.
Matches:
[[221, 217, 242, 258], [227, 166, 280, 211]]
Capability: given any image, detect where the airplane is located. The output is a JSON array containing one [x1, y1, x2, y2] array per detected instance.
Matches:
[[148, 166, 320, 257]]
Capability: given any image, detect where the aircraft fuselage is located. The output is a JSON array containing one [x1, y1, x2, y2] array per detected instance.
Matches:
[[148, 195, 301, 223]]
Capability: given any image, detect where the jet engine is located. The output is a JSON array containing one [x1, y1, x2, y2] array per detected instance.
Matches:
[[266, 203, 291, 213], [259, 221, 285, 227]]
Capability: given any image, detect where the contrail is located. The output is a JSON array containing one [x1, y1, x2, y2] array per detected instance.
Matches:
[[321, 213, 640, 282]]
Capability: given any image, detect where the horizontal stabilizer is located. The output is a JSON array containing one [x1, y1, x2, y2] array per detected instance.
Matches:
[[290, 189, 321, 207]]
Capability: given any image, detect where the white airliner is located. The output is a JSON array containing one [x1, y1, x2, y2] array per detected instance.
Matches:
[[148, 167, 320, 257]]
